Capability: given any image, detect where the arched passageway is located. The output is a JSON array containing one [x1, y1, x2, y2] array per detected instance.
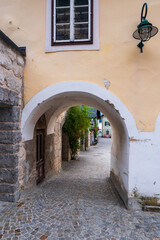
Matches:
[[21, 81, 138, 208]]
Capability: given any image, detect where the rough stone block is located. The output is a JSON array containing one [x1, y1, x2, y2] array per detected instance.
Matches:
[[0, 181, 19, 193], [0, 154, 18, 168], [17, 55, 25, 67], [0, 107, 20, 122], [0, 40, 6, 53], [0, 52, 12, 70], [0, 87, 19, 106], [0, 122, 19, 130], [0, 66, 4, 85], [8, 90, 19, 106], [0, 168, 18, 184], [0, 144, 19, 154], [0, 190, 20, 202], [5, 70, 22, 93], [0, 132, 21, 144], [12, 62, 23, 78], [7, 47, 16, 61]]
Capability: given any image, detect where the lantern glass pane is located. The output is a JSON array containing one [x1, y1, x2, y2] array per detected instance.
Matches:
[[150, 26, 159, 37], [139, 27, 152, 41], [139, 27, 152, 34]]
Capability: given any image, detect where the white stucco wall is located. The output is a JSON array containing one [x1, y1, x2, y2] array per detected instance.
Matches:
[[129, 131, 160, 198]]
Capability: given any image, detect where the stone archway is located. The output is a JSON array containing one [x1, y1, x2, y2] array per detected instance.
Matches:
[[21, 81, 138, 208]]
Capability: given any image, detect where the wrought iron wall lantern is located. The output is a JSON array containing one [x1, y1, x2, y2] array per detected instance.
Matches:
[[133, 3, 158, 53]]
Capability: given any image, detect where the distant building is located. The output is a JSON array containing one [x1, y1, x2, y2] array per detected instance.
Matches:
[[102, 116, 112, 138]]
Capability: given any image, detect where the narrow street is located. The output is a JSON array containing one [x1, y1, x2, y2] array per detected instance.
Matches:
[[0, 138, 160, 240]]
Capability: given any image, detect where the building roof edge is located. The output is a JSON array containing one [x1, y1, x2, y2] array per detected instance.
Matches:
[[0, 30, 26, 57]]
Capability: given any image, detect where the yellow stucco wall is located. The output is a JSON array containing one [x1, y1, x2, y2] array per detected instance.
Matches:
[[0, 0, 160, 131]]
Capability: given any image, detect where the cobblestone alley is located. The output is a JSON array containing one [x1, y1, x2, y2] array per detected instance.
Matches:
[[0, 138, 160, 240]]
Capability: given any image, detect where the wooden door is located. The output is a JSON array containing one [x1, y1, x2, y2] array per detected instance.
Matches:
[[36, 129, 45, 184]]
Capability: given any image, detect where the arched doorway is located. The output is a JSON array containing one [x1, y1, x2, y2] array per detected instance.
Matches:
[[21, 81, 138, 208]]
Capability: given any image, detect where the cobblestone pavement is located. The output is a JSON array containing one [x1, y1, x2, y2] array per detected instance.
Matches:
[[0, 138, 160, 240]]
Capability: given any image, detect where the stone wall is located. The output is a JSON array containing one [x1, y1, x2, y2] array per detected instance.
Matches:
[[45, 133, 54, 177], [23, 112, 66, 187], [62, 131, 71, 161], [53, 113, 66, 172], [46, 113, 67, 176], [23, 115, 47, 187], [0, 32, 25, 201]]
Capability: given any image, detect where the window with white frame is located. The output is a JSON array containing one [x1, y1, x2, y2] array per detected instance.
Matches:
[[52, 0, 93, 45]]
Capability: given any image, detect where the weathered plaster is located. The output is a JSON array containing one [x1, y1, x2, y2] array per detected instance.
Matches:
[[0, 0, 159, 131]]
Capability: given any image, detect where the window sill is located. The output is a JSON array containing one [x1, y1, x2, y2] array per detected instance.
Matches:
[[46, 42, 99, 52]]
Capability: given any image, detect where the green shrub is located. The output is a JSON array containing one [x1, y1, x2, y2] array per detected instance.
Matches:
[[63, 106, 92, 159]]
